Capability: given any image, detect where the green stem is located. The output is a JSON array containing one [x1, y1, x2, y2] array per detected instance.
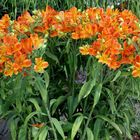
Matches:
[[83, 97, 88, 114], [81, 103, 95, 140], [14, 0, 17, 19], [117, 94, 128, 111], [68, 41, 77, 119], [46, 107, 58, 140]]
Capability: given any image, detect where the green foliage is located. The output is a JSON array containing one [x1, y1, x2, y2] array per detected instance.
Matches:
[[128, 0, 140, 18], [0, 0, 140, 139], [1, 0, 137, 19]]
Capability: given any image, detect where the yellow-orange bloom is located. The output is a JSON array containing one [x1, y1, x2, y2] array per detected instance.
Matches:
[[79, 45, 90, 55], [0, 14, 10, 37], [30, 34, 44, 49], [132, 56, 140, 77], [4, 61, 19, 77], [34, 57, 48, 73]]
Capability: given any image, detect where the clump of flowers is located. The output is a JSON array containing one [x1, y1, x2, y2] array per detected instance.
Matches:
[[0, 6, 140, 77]]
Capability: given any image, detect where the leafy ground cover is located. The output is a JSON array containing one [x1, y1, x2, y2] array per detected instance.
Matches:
[[0, 0, 140, 140]]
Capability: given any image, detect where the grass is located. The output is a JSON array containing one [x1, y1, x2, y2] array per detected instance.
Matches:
[[0, 0, 134, 18]]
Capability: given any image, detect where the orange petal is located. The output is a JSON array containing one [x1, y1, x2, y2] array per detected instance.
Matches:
[[22, 59, 32, 67]]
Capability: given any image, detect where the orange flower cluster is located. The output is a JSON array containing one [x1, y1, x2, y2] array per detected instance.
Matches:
[[0, 33, 47, 76], [0, 14, 47, 76], [0, 6, 140, 77]]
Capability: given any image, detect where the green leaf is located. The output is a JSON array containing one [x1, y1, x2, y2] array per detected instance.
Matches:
[[105, 130, 110, 140], [86, 127, 94, 140], [39, 126, 48, 140], [94, 119, 103, 140], [16, 99, 22, 112], [50, 99, 56, 108], [62, 122, 73, 132], [65, 38, 71, 53], [10, 118, 19, 140], [96, 115, 122, 134], [52, 96, 66, 115], [67, 96, 79, 116], [78, 80, 95, 102], [35, 79, 48, 104], [24, 112, 41, 126], [32, 127, 39, 139], [124, 113, 132, 139], [71, 115, 84, 140], [18, 125, 27, 140], [45, 51, 59, 63], [43, 71, 49, 89], [105, 88, 117, 114], [93, 84, 102, 107], [112, 70, 121, 82], [28, 98, 42, 112], [52, 118, 65, 140]]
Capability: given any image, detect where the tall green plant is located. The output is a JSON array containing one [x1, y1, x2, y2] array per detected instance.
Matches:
[[0, 0, 140, 140]]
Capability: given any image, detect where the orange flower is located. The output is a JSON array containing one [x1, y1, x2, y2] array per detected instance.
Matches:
[[98, 53, 121, 70], [98, 53, 109, 65], [107, 55, 121, 70], [79, 45, 90, 55], [22, 59, 32, 68], [0, 14, 10, 28], [14, 52, 32, 69], [32, 123, 45, 128], [21, 38, 33, 54], [71, 23, 98, 39], [17, 11, 34, 25], [34, 57, 48, 73], [64, 7, 81, 26], [4, 61, 19, 77], [0, 45, 7, 64], [0, 64, 3, 73], [0, 14, 10, 36], [34, 26, 46, 33], [6, 43, 22, 55], [0, 56, 7, 65], [120, 41, 135, 64], [30, 34, 44, 49], [132, 55, 140, 77], [13, 21, 29, 33], [88, 41, 101, 56], [13, 11, 34, 34], [42, 6, 58, 30], [0, 5, 140, 77], [71, 32, 80, 39], [3, 35, 18, 46], [80, 24, 98, 38]]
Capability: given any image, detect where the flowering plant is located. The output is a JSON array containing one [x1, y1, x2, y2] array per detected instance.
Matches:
[[1, 6, 140, 77], [0, 4, 140, 140]]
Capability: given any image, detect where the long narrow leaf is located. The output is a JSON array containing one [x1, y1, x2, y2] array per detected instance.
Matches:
[[86, 127, 94, 140], [93, 84, 102, 107], [94, 119, 103, 140], [52, 118, 65, 140], [39, 126, 48, 140], [71, 115, 84, 140], [78, 80, 95, 102], [18, 125, 27, 140], [96, 115, 122, 134]]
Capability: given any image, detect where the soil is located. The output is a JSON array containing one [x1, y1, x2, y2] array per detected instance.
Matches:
[[132, 133, 140, 140]]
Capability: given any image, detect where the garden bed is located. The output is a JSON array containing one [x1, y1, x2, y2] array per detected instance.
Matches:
[[0, 0, 140, 140]]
